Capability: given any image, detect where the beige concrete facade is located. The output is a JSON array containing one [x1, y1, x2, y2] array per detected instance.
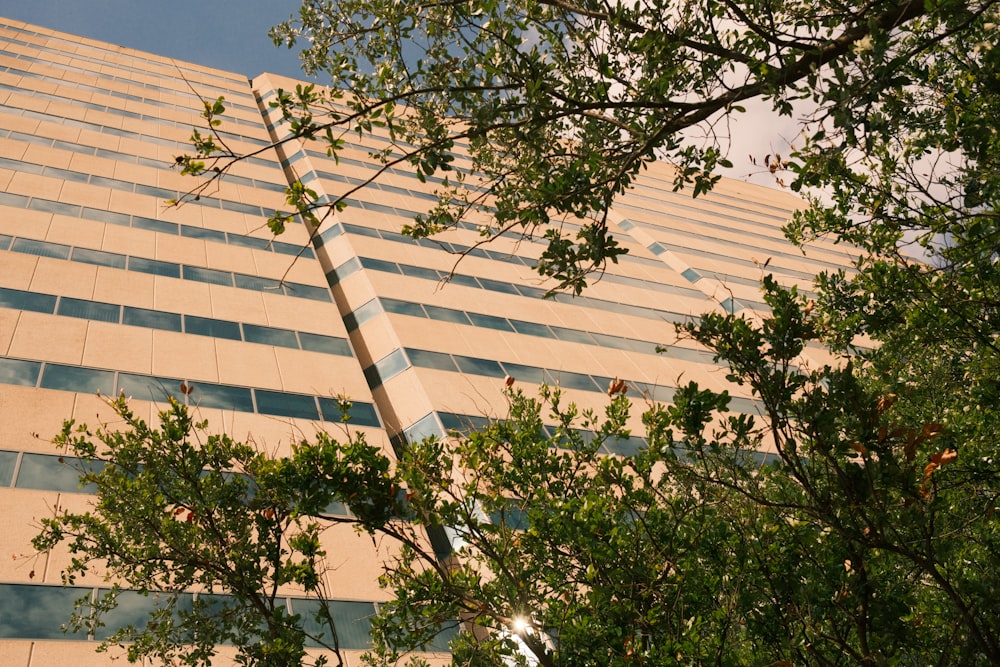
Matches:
[[0, 16, 856, 666]]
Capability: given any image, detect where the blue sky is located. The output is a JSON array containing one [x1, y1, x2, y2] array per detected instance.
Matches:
[[0, 1, 311, 80]]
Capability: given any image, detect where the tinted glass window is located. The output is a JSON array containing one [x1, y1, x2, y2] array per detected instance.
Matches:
[[16, 453, 102, 493], [122, 306, 182, 332], [11, 238, 70, 259], [405, 349, 457, 372], [467, 312, 513, 332], [254, 390, 319, 420], [70, 247, 127, 269], [243, 324, 299, 349], [509, 320, 554, 338], [454, 355, 505, 378], [0, 450, 18, 486], [0, 583, 88, 639], [132, 216, 178, 234], [181, 226, 227, 242], [57, 297, 120, 323], [189, 383, 254, 412], [293, 598, 375, 650], [423, 305, 470, 325], [0, 358, 42, 386], [282, 283, 331, 302], [0, 287, 57, 314], [381, 299, 426, 317], [183, 266, 233, 287], [117, 373, 183, 403], [40, 364, 115, 394], [129, 256, 181, 278], [184, 315, 241, 341], [297, 332, 353, 356]]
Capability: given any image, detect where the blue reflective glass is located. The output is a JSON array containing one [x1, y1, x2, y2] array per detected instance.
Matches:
[[406, 349, 458, 372], [82, 207, 132, 226], [317, 398, 380, 427], [467, 312, 514, 332], [129, 256, 181, 278], [442, 273, 480, 289], [122, 306, 182, 332], [545, 370, 600, 392], [181, 226, 227, 242], [40, 363, 115, 394], [381, 299, 426, 317], [399, 264, 441, 281], [297, 332, 352, 356], [254, 390, 319, 420], [70, 247, 127, 269], [341, 223, 380, 238], [28, 198, 81, 216], [132, 216, 178, 234], [549, 327, 597, 345], [498, 362, 546, 385], [228, 235, 271, 250], [373, 348, 410, 383], [293, 598, 375, 650], [509, 319, 555, 338], [454, 355, 505, 378], [57, 297, 120, 323], [601, 435, 647, 457], [476, 277, 520, 295], [243, 324, 299, 349], [184, 315, 241, 340], [283, 283, 331, 302], [11, 238, 70, 259], [0, 358, 42, 386], [117, 373, 183, 402], [422, 305, 470, 325], [0, 286, 57, 313], [359, 257, 400, 273], [589, 332, 634, 351], [348, 299, 385, 331], [16, 452, 102, 493], [189, 383, 254, 412], [0, 583, 88, 639], [183, 266, 233, 287], [0, 450, 18, 486], [232, 274, 282, 292]]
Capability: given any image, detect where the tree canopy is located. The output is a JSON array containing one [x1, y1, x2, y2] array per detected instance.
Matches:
[[31, 0, 1000, 665], [175, 0, 1000, 294]]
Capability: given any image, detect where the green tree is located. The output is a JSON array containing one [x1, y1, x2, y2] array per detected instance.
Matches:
[[177, 0, 998, 293], [365, 281, 999, 666], [37, 0, 1000, 664], [32, 394, 401, 667]]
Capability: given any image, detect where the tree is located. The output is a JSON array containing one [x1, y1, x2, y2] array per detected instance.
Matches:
[[365, 280, 1000, 666], [32, 394, 402, 667], [176, 0, 998, 293], [37, 0, 1000, 664]]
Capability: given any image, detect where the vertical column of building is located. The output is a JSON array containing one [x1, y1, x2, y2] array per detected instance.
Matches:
[[247, 75, 782, 456]]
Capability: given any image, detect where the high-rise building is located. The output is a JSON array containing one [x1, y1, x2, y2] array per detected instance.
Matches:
[[0, 16, 854, 666]]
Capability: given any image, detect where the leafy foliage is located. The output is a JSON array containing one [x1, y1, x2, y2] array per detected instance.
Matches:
[[367, 280, 1000, 666], [46, 0, 1000, 664], [169, 0, 998, 292], [33, 395, 399, 667]]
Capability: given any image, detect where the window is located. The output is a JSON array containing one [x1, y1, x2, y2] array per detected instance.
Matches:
[[40, 364, 115, 395], [57, 297, 121, 323], [16, 452, 102, 493], [254, 391, 320, 420], [243, 324, 299, 349], [122, 306, 182, 332], [184, 315, 241, 341]]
